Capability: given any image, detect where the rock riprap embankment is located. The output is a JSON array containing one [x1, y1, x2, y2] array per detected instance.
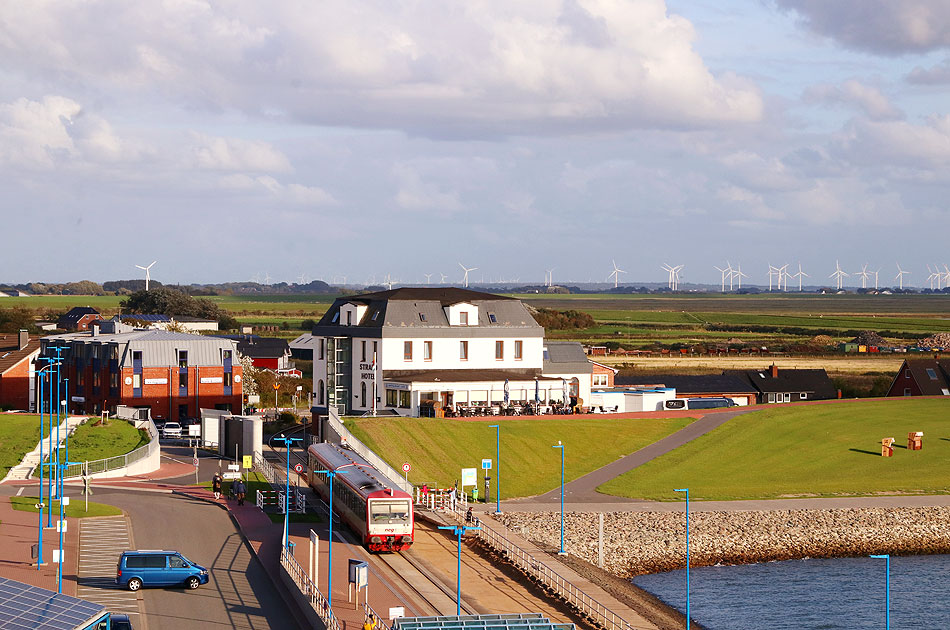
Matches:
[[497, 507, 950, 576]]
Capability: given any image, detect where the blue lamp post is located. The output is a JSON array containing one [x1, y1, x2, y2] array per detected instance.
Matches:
[[274, 434, 301, 550], [36, 359, 50, 568], [311, 465, 350, 610], [438, 524, 481, 615], [674, 488, 690, 629], [552, 441, 565, 555], [870, 554, 890, 630], [56, 459, 80, 593], [488, 424, 501, 513]]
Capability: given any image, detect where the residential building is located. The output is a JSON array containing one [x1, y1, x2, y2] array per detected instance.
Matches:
[[615, 373, 757, 406], [39, 320, 242, 421], [57, 306, 102, 331], [0, 330, 41, 410], [289, 332, 316, 360], [229, 335, 292, 371], [542, 341, 593, 402], [885, 359, 950, 397], [118, 314, 218, 332], [311, 288, 593, 416], [727, 364, 837, 404]]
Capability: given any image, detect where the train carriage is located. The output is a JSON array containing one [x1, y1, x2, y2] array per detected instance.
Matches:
[[308, 442, 414, 552]]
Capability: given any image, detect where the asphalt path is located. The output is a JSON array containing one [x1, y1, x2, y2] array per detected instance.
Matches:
[[90, 486, 302, 630]]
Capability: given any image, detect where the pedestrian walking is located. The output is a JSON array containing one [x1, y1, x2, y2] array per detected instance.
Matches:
[[233, 478, 247, 506], [363, 613, 378, 630], [212, 472, 223, 500]]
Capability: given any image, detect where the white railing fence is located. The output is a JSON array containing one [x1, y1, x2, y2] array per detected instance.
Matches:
[[58, 417, 159, 479], [325, 407, 414, 494], [280, 546, 342, 630]]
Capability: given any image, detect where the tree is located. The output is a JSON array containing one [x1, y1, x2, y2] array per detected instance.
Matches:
[[121, 287, 224, 321]]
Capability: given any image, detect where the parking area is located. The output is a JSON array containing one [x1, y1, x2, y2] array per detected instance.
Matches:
[[77, 516, 145, 622]]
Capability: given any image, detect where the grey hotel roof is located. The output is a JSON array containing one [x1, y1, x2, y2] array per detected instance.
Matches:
[[42, 329, 239, 367], [313, 288, 543, 338]]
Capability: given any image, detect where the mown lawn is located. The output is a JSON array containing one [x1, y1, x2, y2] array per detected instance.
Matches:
[[66, 419, 149, 464], [598, 398, 950, 501], [11, 496, 122, 518], [0, 414, 42, 479], [345, 416, 695, 499]]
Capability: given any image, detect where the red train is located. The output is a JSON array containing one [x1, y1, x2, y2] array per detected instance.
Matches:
[[307, 442, 414, 552]]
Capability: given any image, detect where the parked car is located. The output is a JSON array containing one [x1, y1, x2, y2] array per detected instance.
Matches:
[[116, 550, 209, 591], [110, 613, 134, 630], [162, 422, 182, 439]]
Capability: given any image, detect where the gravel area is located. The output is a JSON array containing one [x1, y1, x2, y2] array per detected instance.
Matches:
[[496, 507, 950, 577]]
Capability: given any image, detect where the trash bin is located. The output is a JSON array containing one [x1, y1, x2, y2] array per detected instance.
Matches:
[[881, 437, 895, 457], [907, 431, 923, 450]]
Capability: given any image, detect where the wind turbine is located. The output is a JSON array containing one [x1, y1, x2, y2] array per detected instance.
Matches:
[[439, 273, 448, 284], [662, 264, 683, 291], [942, 264, 950, 290], [856, 264, 870, 289], [873, 268, 880, 290], [732, 264, 748, 290], [607, 260, 625, 288], [895, 263, 909, 291], [459, 263, 477, 288], [714, 263, 732, 293], [778, 264, 790, 291], [829, 260, 848, 291], [793, 262, 808, 292], [135, 261, 156, 291], [546, 268, 555, 287], [424, 273, 433, 285], [767, 264, 779, 292], [263, 272, 272, 285], [384, 274, 395, 290]]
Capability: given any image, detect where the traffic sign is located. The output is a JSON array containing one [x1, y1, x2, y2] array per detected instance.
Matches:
[[294, 463, 304, 474], [193, 457, 199, 467], [402, 462, 411, 473], [481, 458, 492, 470], [223, 471, 242, 480]]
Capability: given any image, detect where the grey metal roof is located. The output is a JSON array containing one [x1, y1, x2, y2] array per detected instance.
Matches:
[[289, 333, 316, 350], [0, 577, 106, 630], [42, 330, 239, 367], [542, 341, 592, 374], [616, 374, 756, 394]]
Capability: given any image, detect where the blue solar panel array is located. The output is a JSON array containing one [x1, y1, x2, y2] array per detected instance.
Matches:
[[0, 577, 106, 630], [394, 613, 575, 630]]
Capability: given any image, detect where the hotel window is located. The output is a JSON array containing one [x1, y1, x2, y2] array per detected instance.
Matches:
[[460, 312, 469, 325], [488, 313, 497, 323], [514, 340, 523, 360], [593, 374, 608, 387], [495, 340, 504, 360], [319, 338, 325, 360], [424, 341, 433, 361], [460, 341, 469, 361], [361, 340, 367, 362], [346, 311, 352, 325], [404, 341, 413, 361], [373, 341, 377, 359], [399, 390, 411, 408], [331, 312, 339, 323], [386, 389, 398, 406], [419, 313, 427, 322]]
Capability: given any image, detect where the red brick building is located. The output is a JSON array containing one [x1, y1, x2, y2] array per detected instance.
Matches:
[[40, 321, 242, 421], [591, 361, 618, 389], [886, 359, 950, 397], [0, 331, 41, 410], [57, 306, 102, 331]]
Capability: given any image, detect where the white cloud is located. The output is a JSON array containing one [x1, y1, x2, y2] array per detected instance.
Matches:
[[775, 0, 950, 55], [393, 163, 463, 213], [0, 0, 763, 134], [907, 58, 950, 84], [217, 174, 336, 205], [832, 115, 950, 169], [803, 80, 903, 121], [187, 133, 291, 172]]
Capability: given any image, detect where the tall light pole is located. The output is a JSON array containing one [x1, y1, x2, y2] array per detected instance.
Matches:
[[552, 441, 565, 555], [35, 359, 59, 568], [488, 424, 501, 513], [438, 524, 481, 615], [311, 465, 351, 611], [870, 554, 890, 630], [57, 459, 80, 593], [674, 488, 690, 629], [274, 434, 301, 550]]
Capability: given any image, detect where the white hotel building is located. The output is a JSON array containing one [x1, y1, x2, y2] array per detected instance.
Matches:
[[311, 288, 592, 416]]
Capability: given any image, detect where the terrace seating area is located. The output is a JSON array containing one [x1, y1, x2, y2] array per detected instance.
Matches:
[[394, 613, 575, 630]]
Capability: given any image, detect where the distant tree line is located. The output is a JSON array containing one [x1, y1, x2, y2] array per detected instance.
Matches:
[[532, 308, 595, 329], [121, 288, 239, 331]]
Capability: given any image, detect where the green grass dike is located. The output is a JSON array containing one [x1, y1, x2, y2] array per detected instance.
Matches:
[[598, 398, 950, 501], [345, 415, 696, 499], [65, 418, 149, 464], [0, 414, 42, 479]]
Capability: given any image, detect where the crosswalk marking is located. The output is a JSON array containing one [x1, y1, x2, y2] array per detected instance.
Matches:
[[77, 516, 142, 617]]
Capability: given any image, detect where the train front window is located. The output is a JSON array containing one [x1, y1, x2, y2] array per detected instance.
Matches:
[[369, 500, 410, 524]]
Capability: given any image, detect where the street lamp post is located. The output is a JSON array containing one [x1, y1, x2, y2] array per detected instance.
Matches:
[[870, 554, 890, 630], [438, 524, 481, 615], [552, 441, 565, 555], [57, 459, 80, 593], [488, 424, 500, 513], [311, 466, 350, 611], [674, 488, 690, 629], [274, 434, 301, 550]]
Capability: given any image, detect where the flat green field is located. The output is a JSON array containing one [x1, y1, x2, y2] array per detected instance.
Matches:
[[0, 414, 42, 479], [598, 398, 950, 501], [345, 415, 695, 499]]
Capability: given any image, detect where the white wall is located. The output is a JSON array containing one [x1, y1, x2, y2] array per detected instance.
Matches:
[[379, 336, 543, 371]]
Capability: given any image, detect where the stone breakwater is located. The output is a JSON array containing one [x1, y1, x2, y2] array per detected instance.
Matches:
[[497, 507, 950, 577]]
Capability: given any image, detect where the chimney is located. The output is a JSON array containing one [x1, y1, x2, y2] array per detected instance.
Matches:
[[18, 329, 28, 350], [770, 363, 778, 378]]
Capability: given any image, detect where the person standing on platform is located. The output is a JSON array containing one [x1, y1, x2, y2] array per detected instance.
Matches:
[[212, 472, 223, 500], [233, 478, 247, 506]]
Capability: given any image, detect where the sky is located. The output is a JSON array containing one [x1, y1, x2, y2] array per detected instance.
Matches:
[[3, 0, 950, 288]]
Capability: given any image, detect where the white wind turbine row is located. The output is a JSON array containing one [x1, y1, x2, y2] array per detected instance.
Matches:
[[661, 263, 684, 291], [607, 260, 626, 288]]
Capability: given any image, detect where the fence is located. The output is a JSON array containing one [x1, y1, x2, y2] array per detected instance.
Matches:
[[280, 546, 342, 630], [325, 407, 414, 494], [61, 418, 159, 479], [255, 452, 282, 485], [444, 509, 638, 630]]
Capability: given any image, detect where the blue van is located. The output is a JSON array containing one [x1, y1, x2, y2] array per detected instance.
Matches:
[[116, 550, 209, 591]]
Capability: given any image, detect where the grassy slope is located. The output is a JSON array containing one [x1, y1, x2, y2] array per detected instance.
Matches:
[[11, 496, 121, 518], [66, 419, 149, 463], [598, 399, 950, 501], [0, 414, 42, 478], [345, 416, 695, 499]]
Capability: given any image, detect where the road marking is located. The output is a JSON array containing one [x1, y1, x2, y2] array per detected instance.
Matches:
[[77, 516, 143, 619], [15, 487, 23, 496]]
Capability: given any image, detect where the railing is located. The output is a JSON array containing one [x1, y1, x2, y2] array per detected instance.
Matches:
[[254, 452, 282, 486], [363, 601, 392, 630], [448, 511, 639, 630], [326, 407, 414, 494], [60, 418, 159, 479], [280, 546, 341, 630]]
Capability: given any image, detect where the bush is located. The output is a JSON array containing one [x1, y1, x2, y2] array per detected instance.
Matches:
[[533, 308, 595, 330], [301, 319, 317, 330]]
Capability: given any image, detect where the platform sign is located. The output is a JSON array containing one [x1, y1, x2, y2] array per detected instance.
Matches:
[[228, 463, 240, 472], [461, 467, 477, 487], [243, 455, 253, 469], [481, 458, 492, 470], [62, 496, 69, 506], [52, 549, 62, 564], [223, 471, 242, 480]]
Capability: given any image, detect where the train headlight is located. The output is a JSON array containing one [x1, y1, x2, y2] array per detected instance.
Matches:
[[370, 536, 382, 543], [401, 535, 412, 543]]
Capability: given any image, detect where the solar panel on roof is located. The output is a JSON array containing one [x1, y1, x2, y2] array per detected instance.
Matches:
[[0, 577, 106, 630]]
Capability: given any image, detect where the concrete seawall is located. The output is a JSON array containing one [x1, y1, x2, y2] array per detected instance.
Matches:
[[498, 506, 950, 576]]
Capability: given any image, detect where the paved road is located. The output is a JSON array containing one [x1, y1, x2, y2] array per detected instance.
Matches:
[[513, 408, 753, 504], [77, 516, 143, 618], [89, 487, 302, 630]]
